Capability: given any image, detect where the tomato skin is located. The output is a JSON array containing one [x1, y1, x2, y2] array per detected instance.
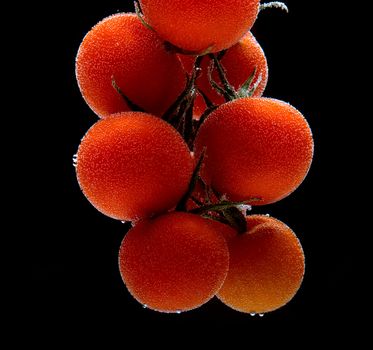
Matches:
[[217, 215, 305, 314], [179, 32, 268, 117], [76, 13, 185, 118], [118, 212, 231, 312], [139, 0, 260, 53], [76, 113, 194, 221], [194, 98, 314, 205]]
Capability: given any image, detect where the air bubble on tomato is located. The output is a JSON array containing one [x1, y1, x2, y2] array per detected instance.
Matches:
[[139, 0, 260, 54]]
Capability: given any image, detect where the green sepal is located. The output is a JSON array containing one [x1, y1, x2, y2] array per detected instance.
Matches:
[[209, 54, 238, 100], [222, 207, 248, 234], [188, 198, 260, 215], [237, 67, 257, 98]]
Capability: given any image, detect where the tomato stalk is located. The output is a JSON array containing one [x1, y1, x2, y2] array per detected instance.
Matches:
[[164, 57, 263, 233], [176, 147, 206, 211], [134, 1, 154, 31], [189, 199, 261, 215], [164, 41, 214, 56], [162, 56, 202, 123], [209, 54, 238, 100], [111, 76, 145, 112], [115, 5, 268, 232]]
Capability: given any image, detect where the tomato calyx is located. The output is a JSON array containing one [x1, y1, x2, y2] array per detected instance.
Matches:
[[162, 57, 207, 148], [208, 54, 237, 101], [188, 188, 261, 234], [207, 54, 262, 101], [175, 147, 262, 233], [189, 199, 260, 215]]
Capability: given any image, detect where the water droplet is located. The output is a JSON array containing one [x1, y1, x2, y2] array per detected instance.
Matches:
[[259, 313, 264, 317], [176, 310, 182, 314], [265, 214, 270, 217], [72, 154, 78, 167], [121, 221, 126, 224], [250, 312, 256, 316], [142, 304, 147, 309]]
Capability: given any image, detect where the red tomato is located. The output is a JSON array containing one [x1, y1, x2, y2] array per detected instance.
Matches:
[[194, 98, 314, 205], [76, 113, 194, 221], [119, 212, 232, 312], [217, 215, 305, 314], [76, 13, 185, 118], [179, 32, 268, 117], [139, 0, 260, 53]]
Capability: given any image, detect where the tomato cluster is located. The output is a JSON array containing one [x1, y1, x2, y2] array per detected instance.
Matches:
[[74, 2, 313, 315]]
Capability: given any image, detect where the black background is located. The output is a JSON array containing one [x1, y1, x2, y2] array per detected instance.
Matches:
[[21, 0, 354, 340]]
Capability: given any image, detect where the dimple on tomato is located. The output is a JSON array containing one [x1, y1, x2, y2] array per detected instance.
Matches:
[[76, 112, 194, 221], [179, 32, 268, 117], [194, 98, 314, 205], [76, 13, 185, 118], [217, 215, 305, 314], [139, 0, 260, 54], [118, 212, 232, 312]]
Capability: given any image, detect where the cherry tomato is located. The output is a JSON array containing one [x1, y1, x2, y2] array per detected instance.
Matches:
[[217, 215, 305, 313], [119, 212, 232, 312], [76, 112, 194, 221], [76, 13, 185, 118], [194, 98, 314, 205], [139, 0, 260, 53]]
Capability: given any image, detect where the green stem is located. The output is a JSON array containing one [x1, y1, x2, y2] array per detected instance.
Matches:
[[190, 196, 204, 206], [176, 148, 206, 211], [248, 74, 263, 97], [162, 74, 191, 121], [111, 77, 145, 112], [184, 91, 196, 148], [163, 57, 202, 122], [188, 199, 261, 215], [196, 176, 212, 205], [134, 1, 155, 31], [216, 49, 228, 61], [197, 88, 216, 110], [209, 54, 237, 99], [238, 67, 257, 98], [207, 61, 232, 101], [222, 207, 248, 234], [201, 213, 231, 225]]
